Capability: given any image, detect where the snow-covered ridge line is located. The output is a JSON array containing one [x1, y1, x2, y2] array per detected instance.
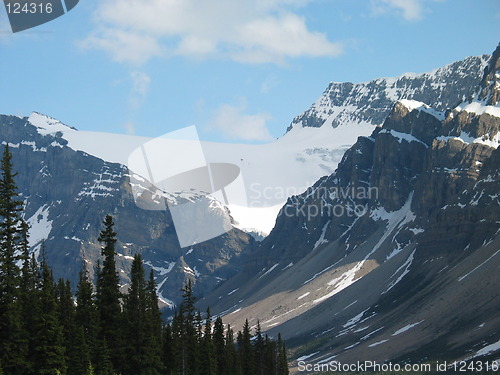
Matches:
[[379, 129, 428, 147], [398, 99, 445, 121], [455, 101, 500, 118], [436, 131, 500, 149]]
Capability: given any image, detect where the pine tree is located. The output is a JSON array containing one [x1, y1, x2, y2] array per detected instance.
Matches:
[[0, 144, 25, 373], [162, 323, 176, 374], [239, 319, 254, 375], [32, 257, 67, 374], [276, 333, 288, 375], [71, 325, 92, 375], [57, 278, 79, 375], [123, 253, 148, 375], [225, 325, 240, 375], [75, 265, 99, 374], [180, 279, 199, 375], [19, 222, 36, 374], [253, 321, 265, 375], [144, 269, 164, 374], [264, 335, 277, 375], [95, 215, 123, 373], [212, 317, 226, 375], [200, 307, 216, 375]]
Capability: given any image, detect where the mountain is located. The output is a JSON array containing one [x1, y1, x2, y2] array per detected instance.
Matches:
[[202, 44, 500, 370], [0, 49, 493, 319], [0, 114, 252, 307], [16, 54, 489, 239], [288, 54, 489, 131]]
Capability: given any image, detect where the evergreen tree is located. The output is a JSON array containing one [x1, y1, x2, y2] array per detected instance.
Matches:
[[276, 333, 289, 375], [264, 335, 277, 375], [19, 223, 36, 374], [162, 323, 176, 375], [225, 325, 240, 375], [144, 269, 164, 374], [71, 325, 92, 375], [212, 317, 226, 375], [0, 144, 25, 373], [95, 215, 123, 373], [179, 279, 199, 375], [32, 257, 67, 374], [75, 265, 100, 374], [239, 319, 255, 375], [57, 278, 78, 375], [200, 308, 216, 375], [253, 321, 265, 375], [123, 253, 148, 375]]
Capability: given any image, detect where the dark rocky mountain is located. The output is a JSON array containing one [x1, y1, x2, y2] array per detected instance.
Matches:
[[288, 54, 489, 131], [203, 45, 500, 371], [0, 115, 251, 307]]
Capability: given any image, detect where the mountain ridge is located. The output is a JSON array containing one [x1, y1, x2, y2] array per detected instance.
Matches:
[[202, 44, 500, 371], [287, 54, 489, 132]]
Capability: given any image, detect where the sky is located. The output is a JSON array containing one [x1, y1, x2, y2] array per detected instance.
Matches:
[[0, 0, 499, 143]]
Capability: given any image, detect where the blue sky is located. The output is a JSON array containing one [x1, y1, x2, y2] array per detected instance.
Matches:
[[1, 0, 499, 143]]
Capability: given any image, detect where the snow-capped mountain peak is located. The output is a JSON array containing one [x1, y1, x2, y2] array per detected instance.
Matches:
[[28, 111, 77, 135]]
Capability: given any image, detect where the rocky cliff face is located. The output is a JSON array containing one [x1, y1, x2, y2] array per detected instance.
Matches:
[[288, 55, 489, 131], [0, 114, 251, 307], [204, 45, 500, 367]]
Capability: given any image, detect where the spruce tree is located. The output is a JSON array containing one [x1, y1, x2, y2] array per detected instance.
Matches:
[[123, 253, 148, 375], [253, 321, 265, 375], [95, 215, 123, 373], [180, 279, 199, 375], [0, 144, 25, 373], [212, 317, 226, 375], [200, 307, 216, 375], [225, 325, 240, 375], [264, 335, 277, 375], [57, 278, 78, 375], [33, 257, 67, 374], [144, 269, 164, 374], [75, 265, 99, 374], [162, 323, 176, 374], [239, 319, 255, 375], [19, 222, 36, 374], [276, 333, 288, 375]]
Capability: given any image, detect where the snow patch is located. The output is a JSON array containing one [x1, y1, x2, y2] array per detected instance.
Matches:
[[456, 101, 500, 119], [343, 309, 369, 328], [258, 263, 279, 279], [297, 292, 310, 300], [314, 221, 330, 249], [398, 99, 445, 121], [379, 129, 428, 147], [26, 205, 52, 246], [368, 339, 388, 348], [297, 352, 319, 361], [383, 249, 416, 293], [392, 320, 424, 336]]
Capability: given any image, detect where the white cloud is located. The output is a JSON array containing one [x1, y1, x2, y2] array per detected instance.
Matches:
[[129, 71, 151, 109], [208, 101, 273, 142], [124, 121, 135, 135], [371, 0, 424, 20], [79, 28, 163, 65], [81, 0, 342, 65]]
